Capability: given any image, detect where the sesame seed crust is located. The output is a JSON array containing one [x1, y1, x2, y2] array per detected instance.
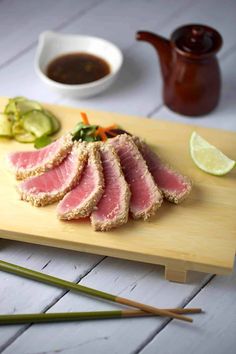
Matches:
[[8, 133, 73, 180], [134, 136, 192, 204], [18, 142, 88, 207], [109, 134, 163, 221], [9, 127, 193, 232], [57, 143, 104, 220], [161, 176, 192, 204], [91, 144, 131, 232]]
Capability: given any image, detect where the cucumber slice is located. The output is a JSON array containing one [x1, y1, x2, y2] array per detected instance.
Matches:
[[16, 99, 42, 116], [44, 110, 61, 135], [22, 110, 53, 138], [14, 131, 36, 143], [12, 121, 25, 135], [0, 113, 12, 137], [12, 120, 36, 143], [4, 99, 15, 115], [12, 121, 35, 142], [3, 97, 61, 144], [4, 97, 26, 115]]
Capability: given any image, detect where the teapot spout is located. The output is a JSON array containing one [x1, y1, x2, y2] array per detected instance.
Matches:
[[136, 31, 172, 80]]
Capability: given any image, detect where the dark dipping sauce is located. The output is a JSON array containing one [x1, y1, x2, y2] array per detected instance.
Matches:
[[47, 52, 110, 85]]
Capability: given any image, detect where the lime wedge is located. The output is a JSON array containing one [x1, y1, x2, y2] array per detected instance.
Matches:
[[190, 131, 235, 176]]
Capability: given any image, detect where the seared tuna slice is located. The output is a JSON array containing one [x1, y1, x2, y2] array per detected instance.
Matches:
[[134, 138, 192, 204], [57, 143, 104, 220], [109, 134, 162, 220], [7, 134, 73, 180], [91, 145, 130, 231], [18, 143, 87, 207]]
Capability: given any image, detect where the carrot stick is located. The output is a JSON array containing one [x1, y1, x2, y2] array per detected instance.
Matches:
[[80, 112, 90, 125], [95, 127, 102, 137], [95, 127, 107, 141], [102, 124, 118, 132], [99, 129, 107, 142]]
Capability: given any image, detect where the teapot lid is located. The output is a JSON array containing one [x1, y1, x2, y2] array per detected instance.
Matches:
[[171, 24, 222, 57]]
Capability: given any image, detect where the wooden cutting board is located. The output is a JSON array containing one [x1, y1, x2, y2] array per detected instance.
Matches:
[[0, 97, 235, 283]]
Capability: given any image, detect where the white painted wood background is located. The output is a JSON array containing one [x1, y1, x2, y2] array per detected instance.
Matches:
[[0, 1, 235, 353]]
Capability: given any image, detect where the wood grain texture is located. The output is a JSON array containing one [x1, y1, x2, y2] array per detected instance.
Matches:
[[0, 98, 235, 279], [0, 0, 235, 127], [0, 239, 102, 351], [1, 253, 210, 354], [140, 262, 236, 354], [0, 0, 100, 67], [0, 0, 192, 116], [59, 0, 236, 122], [0, 0, 235, 352], [165, 268, 187, 283]]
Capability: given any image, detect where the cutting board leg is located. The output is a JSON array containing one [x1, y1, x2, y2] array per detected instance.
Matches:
[[165, 267, 187, 283]]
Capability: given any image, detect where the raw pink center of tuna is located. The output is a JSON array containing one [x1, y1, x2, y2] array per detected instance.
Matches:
[[117, 147, 152, 210], [9, 139, 61, 169], [93, 151, 120, 220], [152, 166, 187, 192], [145, 151, 187, 194], [58, 162, 96, 213], [21, 151, 76, 194]]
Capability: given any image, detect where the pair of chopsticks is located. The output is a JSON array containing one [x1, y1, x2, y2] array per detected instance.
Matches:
[[0, 260, 202, 325]]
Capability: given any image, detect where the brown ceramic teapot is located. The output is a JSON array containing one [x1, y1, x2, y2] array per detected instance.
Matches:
[[136, 24, 223, 116]]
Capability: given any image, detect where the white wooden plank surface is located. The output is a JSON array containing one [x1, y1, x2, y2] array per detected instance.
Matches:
[[0, 0, 100, 67], [59, 0, 236, 127], [0, 240, 102, 351], [153, 0, 236, 55], [1, 252, 210, 354], [0, 0, 235, 353], [0, 0, 192, 113], [0, 0, 234, 127], [59, 0, 194, 50], [140, 262, 236, 354]]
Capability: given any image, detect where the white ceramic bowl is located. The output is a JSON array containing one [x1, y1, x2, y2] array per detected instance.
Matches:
[[35, 31, 123, 98]]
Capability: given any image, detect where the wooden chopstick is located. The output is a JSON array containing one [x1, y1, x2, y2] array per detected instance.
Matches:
[[0, 310, 146, 325], [0, 308, 202, 326], [0, 309, 202, 325], [0, 260, 200, 323]]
